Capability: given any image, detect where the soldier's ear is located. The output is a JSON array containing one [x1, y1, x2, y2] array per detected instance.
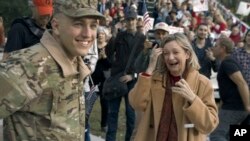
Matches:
[[51, 17, 60, 35]]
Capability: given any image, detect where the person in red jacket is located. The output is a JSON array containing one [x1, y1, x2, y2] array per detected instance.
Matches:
[[229, 24, 242, 46], [212, 10, 227, 34]]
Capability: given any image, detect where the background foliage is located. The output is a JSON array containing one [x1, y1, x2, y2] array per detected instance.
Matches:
[[0, 0, 31, 32]]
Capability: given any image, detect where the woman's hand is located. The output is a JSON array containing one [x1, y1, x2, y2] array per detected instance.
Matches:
[[171, 79, 196, 103], [145, 45, 162, 75]]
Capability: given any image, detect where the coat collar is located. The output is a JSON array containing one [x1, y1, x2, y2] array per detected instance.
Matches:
[[151, 68, 199, 137], [40, 31, 91, 80], [152, 68, 199, 94]]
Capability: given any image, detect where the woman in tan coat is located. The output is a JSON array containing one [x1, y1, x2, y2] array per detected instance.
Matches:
[[129, 33, 219, 141]]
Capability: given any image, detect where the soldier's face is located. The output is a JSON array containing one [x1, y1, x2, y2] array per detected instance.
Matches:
[[53, 15, 98, 60]]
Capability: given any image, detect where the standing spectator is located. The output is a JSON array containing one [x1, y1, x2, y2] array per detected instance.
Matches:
[[3, 0, 53, 60], [229, 24, 242, 46], [134, 22, 170, 74], [186, 30, 195, 42], [113, 10, 126, 35], [105, 9, 146, 141], [210, 36, 250, 141], [192, 23, 219, 79], [171, 0, 181, 10], [232, 29, 250, 125], [156, 0, 173, 24], [109, 0, 123, 19], [131, 22, 169, 141], [92, 26, 112, 132], [97, 0, 108, 14], [84, 40, 99, 141], [136, 17, 144, 34], [0, 0, 104, 140], [232, 29, 250, 92], [129, 33, 218, 141]]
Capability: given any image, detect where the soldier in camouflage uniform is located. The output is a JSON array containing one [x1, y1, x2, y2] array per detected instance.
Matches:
[[0, 0, 104, 140]]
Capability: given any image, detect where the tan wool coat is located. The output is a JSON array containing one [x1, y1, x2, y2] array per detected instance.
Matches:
[[129, 69, 219, 141]]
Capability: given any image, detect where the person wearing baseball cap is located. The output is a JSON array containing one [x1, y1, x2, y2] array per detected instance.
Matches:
[[134, 22, 169, 73], [2, 0, 54, 60], [0, 0, 104, 141], [33, 0, 53, 16], [32, 0, 53, 28], [154, 22, 170, 41]]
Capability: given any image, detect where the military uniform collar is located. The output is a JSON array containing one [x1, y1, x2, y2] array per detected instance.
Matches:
[[40, 31, 90, 80]]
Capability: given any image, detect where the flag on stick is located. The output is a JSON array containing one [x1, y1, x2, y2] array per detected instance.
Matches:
[[142, 0, 151, 33]]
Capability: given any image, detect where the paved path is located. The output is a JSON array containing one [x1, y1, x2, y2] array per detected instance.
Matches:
[[0, 51, 2, 60]]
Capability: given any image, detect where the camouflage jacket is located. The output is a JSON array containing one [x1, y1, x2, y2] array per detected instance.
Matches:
[[0, 31, 91, 141]]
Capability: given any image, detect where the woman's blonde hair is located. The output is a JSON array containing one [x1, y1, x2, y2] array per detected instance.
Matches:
[[157, 33, 200, 73]]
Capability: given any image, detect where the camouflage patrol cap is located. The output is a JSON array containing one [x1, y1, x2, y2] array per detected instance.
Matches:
[[54, 0, 104, 19]]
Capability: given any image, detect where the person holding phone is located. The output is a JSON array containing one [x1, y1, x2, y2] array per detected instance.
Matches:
[[129, 33, 219, 141], [134, 22, 169, 74]]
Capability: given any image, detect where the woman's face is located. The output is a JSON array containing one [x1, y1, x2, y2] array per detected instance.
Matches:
[[97, 32, 106, 42], [163, 41, 190, 76]]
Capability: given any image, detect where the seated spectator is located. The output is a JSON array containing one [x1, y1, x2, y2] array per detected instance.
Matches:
[[229, 24, 242, 45], [211, 10, 227, 34], [235, 40, 244, 48], [166, 9, 180, 26], [179, 11, 192, 28], [205, 16, 215, 34]]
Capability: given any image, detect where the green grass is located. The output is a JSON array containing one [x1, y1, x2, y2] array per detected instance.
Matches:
[[89, 98, 126, 141]]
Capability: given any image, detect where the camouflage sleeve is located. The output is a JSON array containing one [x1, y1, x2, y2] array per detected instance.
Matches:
[[0, 60, 40, 118], [0, 73, 29, 118]]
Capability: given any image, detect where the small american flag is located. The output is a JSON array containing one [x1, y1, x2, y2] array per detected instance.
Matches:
[[86, 76, 99, 100], [142, 0, 151, 33]]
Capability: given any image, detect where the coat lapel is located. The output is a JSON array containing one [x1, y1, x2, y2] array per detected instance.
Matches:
[[151, 72, 166, 140], [151, 69, 200, 140]]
